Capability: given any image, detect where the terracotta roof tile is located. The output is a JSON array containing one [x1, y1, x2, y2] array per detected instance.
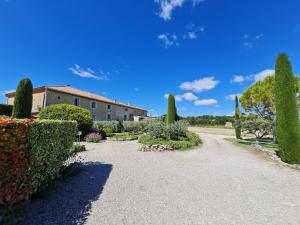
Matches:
[[46, 86, 146, 111]]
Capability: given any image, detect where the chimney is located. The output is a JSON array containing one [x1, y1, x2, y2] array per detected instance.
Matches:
[[127, 102, 132, 106]]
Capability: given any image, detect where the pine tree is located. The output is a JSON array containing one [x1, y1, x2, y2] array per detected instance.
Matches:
[[275, 53, 300, 163], [167, 94, 176, 125], [235, 96, 242, 139], [12, 78, 33, 119]]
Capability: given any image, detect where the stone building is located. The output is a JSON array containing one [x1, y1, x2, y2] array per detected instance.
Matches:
[[5, 85, 147, 121]]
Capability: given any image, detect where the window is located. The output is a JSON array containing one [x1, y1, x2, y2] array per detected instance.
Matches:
[[125, 108, 128, 111], [91, 102, 96, 109], [107, 113, 111, 120], [74, 98, 79, 106], [124, 115, 127, 121], [107, 104, 111, 110]]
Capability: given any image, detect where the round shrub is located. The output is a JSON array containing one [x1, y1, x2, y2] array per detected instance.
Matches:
[[147, 120, 166, 139], [39, 104, 92, 135], [165, 120, 188, 140]]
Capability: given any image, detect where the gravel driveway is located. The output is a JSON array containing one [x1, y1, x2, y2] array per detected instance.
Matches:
[[23, 129, 300, 225]]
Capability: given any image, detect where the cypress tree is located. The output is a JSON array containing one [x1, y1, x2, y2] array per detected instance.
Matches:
[[235, 96, 242, 139], [275, 53, 300, 163], [167, 94, 176, 125], [12, 78, 33, 119]]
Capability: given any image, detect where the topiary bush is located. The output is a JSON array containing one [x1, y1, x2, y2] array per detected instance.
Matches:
[[235, 96, 242, 139], [167, 94, 176, 125], [12, 78, 33, 119], [275, 53, 300, 163], [0, 104, 13, 117], [39, 104, 92, 135], [94, 120, 123, 133]]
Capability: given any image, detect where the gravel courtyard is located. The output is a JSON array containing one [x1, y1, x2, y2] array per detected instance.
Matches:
[[24, 129, 300, 225]]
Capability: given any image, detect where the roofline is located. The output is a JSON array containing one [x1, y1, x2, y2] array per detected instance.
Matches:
[[5, 85, 147, 112]]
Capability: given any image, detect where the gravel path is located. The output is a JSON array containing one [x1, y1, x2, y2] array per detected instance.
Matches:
[[23, 130, 300, 225]]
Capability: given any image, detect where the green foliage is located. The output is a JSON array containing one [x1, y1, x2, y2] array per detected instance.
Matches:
[[94, 120, 123, 133], [39, 104, 92, 135], [0, 118, 33, 207], [241, 118, 272, 139], [147, 120, 166, 139], [29, 119, 77, 190], [69, 144, 86, 154], [235, 96, 242, 139], [165, 120, 188, 140], [12, 78, 33, 119], [85, 132, 102, 143], [111, 132, 139, 140], [167, 94, 176, 125], [275, 53, 300, 163], [0, 104, 13, 117], [186, 131, 203, 146], [0, 118, 77, 224], [122, 121, 147, 133], [184, 115, 234, 126], [138, 131, 201, 150]]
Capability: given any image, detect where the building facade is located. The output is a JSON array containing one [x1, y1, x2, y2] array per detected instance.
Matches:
[[6, 85, 147, 121]]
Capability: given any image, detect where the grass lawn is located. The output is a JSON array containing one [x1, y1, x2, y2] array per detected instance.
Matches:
[[224, 138, 278, 152]]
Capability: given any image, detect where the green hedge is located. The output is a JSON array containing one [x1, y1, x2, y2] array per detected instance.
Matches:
[[39, 104, 92, 135], [0, 104, 13, 117], [29, 119, 77, 189]]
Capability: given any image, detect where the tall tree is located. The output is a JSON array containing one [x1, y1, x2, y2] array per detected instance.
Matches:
[[275, 53, 300, 163], [167, 94, 176, 125], [235, 96, 242, 139], [12, 78, 33, 119]]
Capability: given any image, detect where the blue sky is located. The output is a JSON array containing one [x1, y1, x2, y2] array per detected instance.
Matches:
[[0, 0, 300, 116]]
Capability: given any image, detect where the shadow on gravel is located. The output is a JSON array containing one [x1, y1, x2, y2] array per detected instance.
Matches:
[[22, 162, 112, 225]]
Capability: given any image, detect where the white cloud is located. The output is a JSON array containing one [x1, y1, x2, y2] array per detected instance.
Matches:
[[175, 92, 198, 101], [253, 69, 274, 82], [194, 99, 218, 106], [177, 107, 186, 111], [231, 75, 245, 84], [183, 31, 197, 40], [180, 76, 219, 92], [158, 33, 179, 48], [2, 90, 15, 96], [69, 64, 109, 80], [155, 0, 204, 21], [226, 93, 241, 101], [164, 93, 170, 99], [243, 33, 264, 50], [226, 111, 235, 116]]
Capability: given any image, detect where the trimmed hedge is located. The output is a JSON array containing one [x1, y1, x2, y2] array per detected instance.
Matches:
[[0, 104, 13, 117], [39, 104, 92, 135], [0, 118, 33, 205], [29, 120, 77, 189], [0, 118, 77, 208]]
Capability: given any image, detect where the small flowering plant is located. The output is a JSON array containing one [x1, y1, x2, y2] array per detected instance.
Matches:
[[85, 132, 102, 143]]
